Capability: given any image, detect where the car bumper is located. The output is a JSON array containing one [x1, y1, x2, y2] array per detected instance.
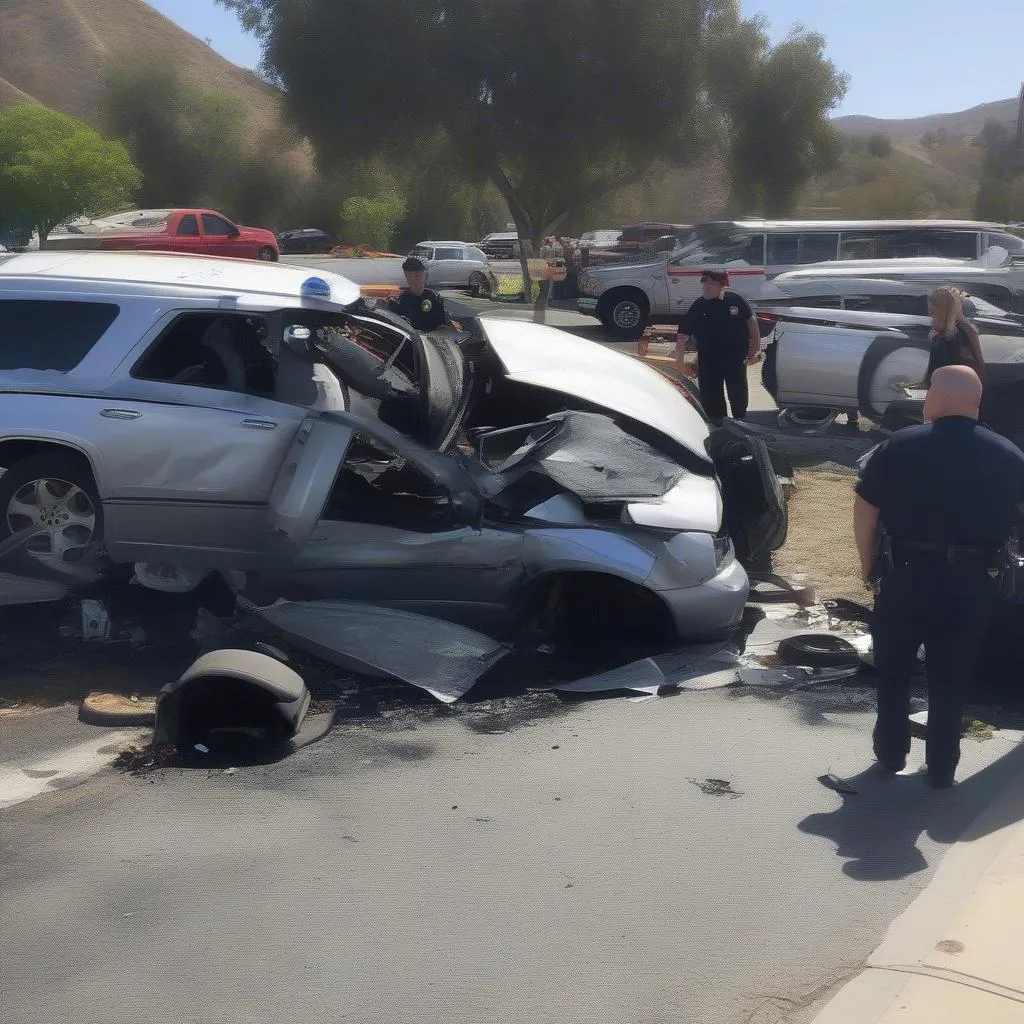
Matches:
[[659, 558, 749, 640], [577, 297, 599, 312]]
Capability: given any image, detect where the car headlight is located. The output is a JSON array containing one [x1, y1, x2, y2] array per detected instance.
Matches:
[[713, 533, 733, 569]]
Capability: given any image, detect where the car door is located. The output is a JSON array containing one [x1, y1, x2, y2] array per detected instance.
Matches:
[[97, 311, 310, 567], [166, 213, 201, 254], [201, 212, 246, 258]]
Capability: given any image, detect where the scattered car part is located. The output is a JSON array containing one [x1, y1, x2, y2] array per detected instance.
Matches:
[[133, 562, 209, 594], [777, 634, 861, 668], [79, 691, 157, 728], [154, 649, 311, 752], [823, 598, 873, 626], [79, 598, 111, 641], [818, 773, 859, 795], [254, 600, 509, 703], [747, 572, 816, 606], [556, 642, 741, 696]]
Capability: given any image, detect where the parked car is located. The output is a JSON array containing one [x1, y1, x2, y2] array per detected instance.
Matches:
[[479, 232, 521, 260], [579, 230, 622, 250], [277, 228, 336, 255], [756, 279, 1024, 442], [407, 241, 495, 293], [46, 209, 280, 262], [0, 251, 785, 645]]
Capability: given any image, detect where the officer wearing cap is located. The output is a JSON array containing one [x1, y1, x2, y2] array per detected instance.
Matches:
[[675, 269, 762, 423], [387, 257, 452, 332], [854, 365, 1024, 788]]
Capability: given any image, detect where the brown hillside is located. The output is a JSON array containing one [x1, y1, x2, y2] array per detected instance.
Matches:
[[0, 0, 283, 133], [835, 96, 1020, 142]]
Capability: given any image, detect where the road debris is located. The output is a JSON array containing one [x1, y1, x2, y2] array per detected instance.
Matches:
[[688, 778, 743, 798], [818, 773, 859, 795]]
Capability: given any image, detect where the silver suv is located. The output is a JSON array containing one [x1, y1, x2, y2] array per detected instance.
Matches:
[[0, 251, 785, 644]]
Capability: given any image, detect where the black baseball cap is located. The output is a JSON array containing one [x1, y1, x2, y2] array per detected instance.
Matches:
[[402, 256, 426, 272]]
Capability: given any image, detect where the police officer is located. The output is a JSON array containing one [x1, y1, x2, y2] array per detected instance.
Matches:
[[675, 269, 762, 423], [854, 365, 1024, 788], [387, 257, 457, 332]]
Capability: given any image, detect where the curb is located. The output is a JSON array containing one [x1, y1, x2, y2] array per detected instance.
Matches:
[[78, 691, 157, 728], [812, 743, 1024, 1022]]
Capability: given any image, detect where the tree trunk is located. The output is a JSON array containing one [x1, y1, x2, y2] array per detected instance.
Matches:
[[488, 167, 536, 309], [37, 227, 49, 250]]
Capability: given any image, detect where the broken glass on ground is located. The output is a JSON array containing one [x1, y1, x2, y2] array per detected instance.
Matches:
[[689, 777, 743, 798], [253, 599, 509, 703]]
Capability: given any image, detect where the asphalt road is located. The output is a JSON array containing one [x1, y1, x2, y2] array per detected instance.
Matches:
[[3, 665, 1023, 1024]]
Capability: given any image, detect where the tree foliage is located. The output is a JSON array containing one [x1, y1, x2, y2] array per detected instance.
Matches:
[[0, 104, 140, 245], [218, 0, 747, 254], [712, 23, 848, 216], [868, 133, 892, 158], [973, 119, 1024, 220]]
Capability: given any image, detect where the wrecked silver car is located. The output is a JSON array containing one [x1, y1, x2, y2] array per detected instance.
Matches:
[[0, 252, 786, 645]]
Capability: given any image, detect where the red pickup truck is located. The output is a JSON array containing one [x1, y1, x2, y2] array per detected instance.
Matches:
[[48, 209, 280, 261]]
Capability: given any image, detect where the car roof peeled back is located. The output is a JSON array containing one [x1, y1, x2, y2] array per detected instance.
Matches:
[[0, 251, 362, 309]]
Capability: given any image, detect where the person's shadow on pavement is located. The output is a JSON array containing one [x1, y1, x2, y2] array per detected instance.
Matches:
[[798, 741, 1024, 882]]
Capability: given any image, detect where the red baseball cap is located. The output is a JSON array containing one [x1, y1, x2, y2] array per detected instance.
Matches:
[[700, 269, 730, 285]]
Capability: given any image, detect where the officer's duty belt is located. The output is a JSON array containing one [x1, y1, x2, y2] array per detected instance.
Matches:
[[893, 540, 1001, 563]]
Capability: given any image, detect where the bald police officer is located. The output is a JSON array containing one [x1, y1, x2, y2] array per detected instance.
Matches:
[[854, 366, 1024, 788]]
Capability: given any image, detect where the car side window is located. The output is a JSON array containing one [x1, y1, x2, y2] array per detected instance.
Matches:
[[0, 299, 118, 371], [132, 313, 277, 397], [176, 215, 200, 237], [470, 247, 487, 262], [435, 247, 463, 260], [202, 214, 234, 236]]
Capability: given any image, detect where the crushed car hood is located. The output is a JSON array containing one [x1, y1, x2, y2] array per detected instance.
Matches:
[[478, 318, 711, 463]]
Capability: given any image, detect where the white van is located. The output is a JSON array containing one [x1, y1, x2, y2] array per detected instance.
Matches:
[[575, 219, 1024, 336]]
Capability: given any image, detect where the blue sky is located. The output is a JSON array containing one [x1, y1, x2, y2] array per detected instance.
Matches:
[[147, 0, 1024, 120]]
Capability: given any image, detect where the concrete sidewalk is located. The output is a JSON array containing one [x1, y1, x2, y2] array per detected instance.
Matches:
[[812, 744, 1024, 1022]]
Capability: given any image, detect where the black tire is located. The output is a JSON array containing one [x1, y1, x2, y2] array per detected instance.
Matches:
[[257, 246, 278, 262], [598, 291, 649, 338], [777, 634, 861, 668], [0, 450, 103, 569], [469, 271, 490, 299]]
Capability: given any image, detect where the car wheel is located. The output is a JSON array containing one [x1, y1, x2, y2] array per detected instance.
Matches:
[[0, 451, 103, 569], [599, 291, 649, 338], [469, 271, 491, 299], [777, 407, 837, 429], [777, 634, 862, 669], [257, 246, 278, 262]]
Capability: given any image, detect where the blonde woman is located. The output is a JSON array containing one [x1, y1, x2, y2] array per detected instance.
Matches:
[[923, 287, 984, 387]]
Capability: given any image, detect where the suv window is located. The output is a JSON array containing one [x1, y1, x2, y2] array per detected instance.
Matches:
[[674, 230, 765, 266], [839, 229, 979, 261], [0, 300, 118, 371], [985, 232, 1024, 253], [176, 215, 200, 237], [434, 247, 464, 260], [132, 313, 277, 397], [469, 247, 487, 262], [843, 295, 930, 316], [411, 246, 433, 260], [202, 214, 235, 236]]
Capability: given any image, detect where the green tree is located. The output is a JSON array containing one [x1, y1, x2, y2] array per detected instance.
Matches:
[[921, 131, 938, 149], [973, 119, 1023, 219], [711, 22, 848, 216], [868, 132, 892, 158], [1009, 176, 1024, 222], [340, 191, 407, 250], [103, 55, 248, 210], [0, 104, 140, 247], [218, 0, 748, 293]]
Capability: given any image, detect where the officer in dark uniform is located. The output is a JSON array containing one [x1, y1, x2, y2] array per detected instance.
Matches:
[[387, 257, 455, 333], [854, 366, 1024, 788], [676, 269, 762, 423]]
